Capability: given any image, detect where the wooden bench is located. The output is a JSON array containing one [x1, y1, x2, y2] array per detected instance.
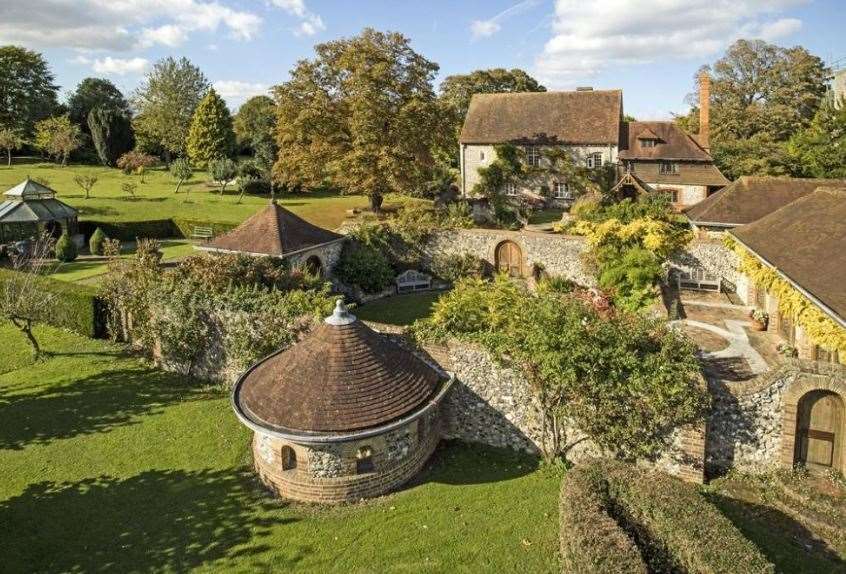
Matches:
[[191, 226, 213, 241], [676, 268, 721, 292], [396, 269, 432, 293]]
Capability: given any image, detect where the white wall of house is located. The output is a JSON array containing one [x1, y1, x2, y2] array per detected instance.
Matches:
[[460, 143, 618, 196], [650, 183, 708, 207]]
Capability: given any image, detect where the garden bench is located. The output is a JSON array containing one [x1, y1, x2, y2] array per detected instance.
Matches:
[[396, 269, 432, 293], [191, 226, 214, 242], [676, 268, 721, 292]]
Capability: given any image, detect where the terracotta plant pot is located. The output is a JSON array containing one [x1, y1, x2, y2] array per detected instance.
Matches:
[[751, 319, 767, 331]]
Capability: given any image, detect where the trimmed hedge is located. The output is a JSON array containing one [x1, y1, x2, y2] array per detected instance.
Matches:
[[0, 268, 106, 338], [171, 218, 238, 239], [559, 461, 774, 574], [559, 465, 647, 574], [78, 219, 238, 242]]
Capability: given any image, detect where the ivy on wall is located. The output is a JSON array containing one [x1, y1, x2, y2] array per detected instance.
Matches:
[[726, 236, 846, 353]]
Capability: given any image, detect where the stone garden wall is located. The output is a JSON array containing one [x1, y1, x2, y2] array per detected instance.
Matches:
[[671, 238, 741, 292]]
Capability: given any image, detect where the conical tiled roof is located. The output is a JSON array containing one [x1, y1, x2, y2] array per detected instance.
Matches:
[[206, 200, 342, 256], [234, 301, 442, 434]]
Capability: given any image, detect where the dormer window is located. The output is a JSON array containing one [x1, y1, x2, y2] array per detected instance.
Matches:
[[640, 139, 657, 148]]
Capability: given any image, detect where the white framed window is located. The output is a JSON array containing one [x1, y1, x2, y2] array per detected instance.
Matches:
[[553, 181, 573, 200], [525, 146, 541, 167], [586, 153, 603, 169], [659, 161, 679, 175], [640, 139, 656, 148], [505, 182, 518, 196]]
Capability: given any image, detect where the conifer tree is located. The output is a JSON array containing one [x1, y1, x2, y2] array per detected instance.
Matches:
[[186, 88, 235, 168]]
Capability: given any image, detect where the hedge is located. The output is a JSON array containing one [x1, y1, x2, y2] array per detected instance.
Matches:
[[559, 461, 774, 574], [0, 268, 106, 338], [559, 465, 647, 574], [78, 219, 238, 241]]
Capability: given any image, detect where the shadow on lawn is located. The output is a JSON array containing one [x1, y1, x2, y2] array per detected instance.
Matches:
[[408, 440, 540, 489], [0, 364, 218, 450], [0, 468, 299, 573], [707, 493, 845, 573]]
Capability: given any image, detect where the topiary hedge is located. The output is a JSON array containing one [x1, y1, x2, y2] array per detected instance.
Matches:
[[0, 268, 106, 338], [559, 465, 647, 574], [559, 461, 774, 574], [78, 219, 238, 241]]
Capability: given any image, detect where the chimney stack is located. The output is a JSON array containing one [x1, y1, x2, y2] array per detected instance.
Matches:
[[698, 71, 710, 151]]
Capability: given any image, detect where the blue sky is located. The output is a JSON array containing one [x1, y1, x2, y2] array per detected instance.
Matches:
[[2, 0, 844, 119]]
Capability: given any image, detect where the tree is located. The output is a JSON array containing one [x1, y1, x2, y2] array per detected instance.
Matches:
[[0, 46, 59, 137], [274, 29, 442, 211], [235, 165, 258, 205], [209, 157, 238, 194], [132, 57, 209, 160], [0, 234, 62, 359], [55, 231, 78, 262], [233, 95, 276, 153], [186, 88, 236, 168], [788, 95, 846, 178], [33, 115, 82, 166], [0, 127, 24, 167], [694, 40, 828, 178], [67, 78, 129, 131], [89, 227, 107, 255], [170, 157, 193, 196], [121, 182, 138, 198], [73, 173, 98, 199], [87, 106, 134, 166]]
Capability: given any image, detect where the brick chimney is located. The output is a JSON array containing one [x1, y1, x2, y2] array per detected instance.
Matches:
[[698, 71, 710, 151]]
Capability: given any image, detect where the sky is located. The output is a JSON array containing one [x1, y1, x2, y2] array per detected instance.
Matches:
[[1, 0, 844, 119]]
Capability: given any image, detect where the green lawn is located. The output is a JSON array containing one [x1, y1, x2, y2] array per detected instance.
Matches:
[[1, 161, 369, 230], [47, 239, 196, 284], [0, 322, 561, 573], [355, 292, 443, 326]]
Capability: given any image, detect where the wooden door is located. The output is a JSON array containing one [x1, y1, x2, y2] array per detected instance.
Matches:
[[495, 241, 523, 277], [796, 391, 844, 472]]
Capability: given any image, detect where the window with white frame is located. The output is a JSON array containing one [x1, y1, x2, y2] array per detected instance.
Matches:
[[525, 146, 541, 167], [659, 161, 679, 175], [586, 153, 603, 169], [640, 139, 657, 148], [553, 181, 573, 199], [505, 182, 518, 196]]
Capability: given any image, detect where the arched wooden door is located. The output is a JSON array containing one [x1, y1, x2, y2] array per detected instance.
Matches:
[[795, 390, 844, 473], [495, 240, 523, 277]]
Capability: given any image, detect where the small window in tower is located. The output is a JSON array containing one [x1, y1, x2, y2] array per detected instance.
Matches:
[[480, 151, 485, 161], [280, 446, 297, 471], [356, 446, 374, 474]]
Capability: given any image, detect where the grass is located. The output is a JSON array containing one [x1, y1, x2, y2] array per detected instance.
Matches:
[[1, 160, 369, 230], [0, 321, 561, 573], [528, 208, 564, 226], [47, 239, 195, 284], [355, 292, 443, 326]]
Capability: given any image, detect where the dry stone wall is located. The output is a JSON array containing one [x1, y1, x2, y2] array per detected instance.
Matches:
[[671, 238, 740, 292]]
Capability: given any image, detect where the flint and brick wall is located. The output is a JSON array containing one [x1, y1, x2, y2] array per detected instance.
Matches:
[[671, 238, 741, 292]]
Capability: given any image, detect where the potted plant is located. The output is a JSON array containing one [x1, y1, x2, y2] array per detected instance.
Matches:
[[750, 309, 769, 331]]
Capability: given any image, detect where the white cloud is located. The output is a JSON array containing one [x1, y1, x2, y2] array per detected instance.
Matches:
[[470, 0, 540, 39], [0, 0, 262, 51], [92, 56, 150, 75], [213, 80, 270, 108], [270, 0, 326, 36], [535, 0, 806, 85]]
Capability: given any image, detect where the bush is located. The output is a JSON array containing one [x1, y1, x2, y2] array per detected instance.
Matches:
[[335, 242, 394, 294], [428, 252, 486, 283], [89, 227, 107, 255], [0, 268, 105, 338], [54, 232, 78, 262], [559, 465, 647, 574]]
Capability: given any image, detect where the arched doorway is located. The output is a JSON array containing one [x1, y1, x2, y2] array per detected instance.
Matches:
[[794, 390, 844, 473], [303, 255, 323, 278], [495, 240, 523, 277]]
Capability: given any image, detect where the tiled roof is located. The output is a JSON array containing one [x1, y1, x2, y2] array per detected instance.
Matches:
[[235, 301, 442, 433], [730, 187, 846, 323], [628, 161, 729, 187], [205, 200, 342, 256], [459, 90, 623, 145], [618, 121, 713, 161], [685, 176, 846, 227]]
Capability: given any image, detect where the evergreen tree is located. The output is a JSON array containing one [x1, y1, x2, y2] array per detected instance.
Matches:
[[87, 106, 134, 166], [788, 96, 846, 178], [186, 88, 236, 168], [55, 231, 78, 262]]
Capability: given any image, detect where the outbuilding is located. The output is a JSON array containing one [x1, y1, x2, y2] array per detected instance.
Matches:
[[0, 178, 79, 243]]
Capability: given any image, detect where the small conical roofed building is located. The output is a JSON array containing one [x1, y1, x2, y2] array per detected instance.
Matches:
[[0, 178, 79, 242], [232, 299, 453, 503], [196, 199, 345, 277]]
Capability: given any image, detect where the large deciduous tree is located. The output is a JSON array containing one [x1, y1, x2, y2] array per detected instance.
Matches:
[[186, 88, 236, 168], [33, 115, 82, 166], [67, 78, 130, 131], [0, 46, 59, 137], [691, 40, 828, 179], [132, 57, 209, 161], [233, 95, 276, 153], [87, 106, 134, 166], [273, 28, 442, 211]]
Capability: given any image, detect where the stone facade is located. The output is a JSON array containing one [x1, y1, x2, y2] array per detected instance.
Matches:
[[253, 408, 441, 504], [420, 228, 593, 286], [651, 182, 708, 208], [285, 239, 345, 279], [671, 238, 741, 292]]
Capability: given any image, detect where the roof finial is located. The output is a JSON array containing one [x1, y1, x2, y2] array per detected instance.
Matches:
[[324, 297, 356, 326]]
